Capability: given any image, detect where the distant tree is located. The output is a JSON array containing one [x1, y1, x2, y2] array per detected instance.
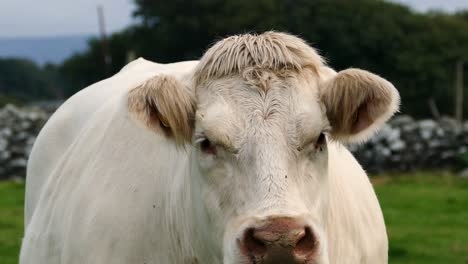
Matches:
[[59, 30, 133, 97], [0, 58, 64, 103], [58, 0, 468, 118]]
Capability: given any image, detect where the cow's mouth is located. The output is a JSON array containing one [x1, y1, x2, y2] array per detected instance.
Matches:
[[244, 245, 316, 264]]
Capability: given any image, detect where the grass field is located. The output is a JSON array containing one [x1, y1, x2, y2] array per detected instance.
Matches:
[[0, 181, 24, 264], [1, 172, 467, 263], [373, 172, 468, 263]]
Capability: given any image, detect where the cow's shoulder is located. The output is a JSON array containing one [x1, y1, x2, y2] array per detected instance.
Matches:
[[24, 59, 198, 227]]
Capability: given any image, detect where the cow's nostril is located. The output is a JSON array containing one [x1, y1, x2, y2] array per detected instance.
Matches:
[[239, 218, 318, 263], [294, 226, 316, 256], [242, 228, 267, 256]]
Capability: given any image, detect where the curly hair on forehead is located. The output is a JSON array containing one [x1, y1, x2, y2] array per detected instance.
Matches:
[[193, 31, 325, 88]]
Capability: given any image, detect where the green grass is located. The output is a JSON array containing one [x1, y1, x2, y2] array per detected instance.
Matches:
[[0, 181, 24, 264], [373, 172, 468, 263], [0, 173, 467, 263]]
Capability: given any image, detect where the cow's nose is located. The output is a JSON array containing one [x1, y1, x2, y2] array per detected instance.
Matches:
[[239, 217, 317, 263]]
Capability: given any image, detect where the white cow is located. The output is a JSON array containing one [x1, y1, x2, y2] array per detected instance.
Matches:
[[21, 32, 399, 264]]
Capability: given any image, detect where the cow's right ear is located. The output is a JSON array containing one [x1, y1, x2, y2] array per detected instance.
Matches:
[[127, 74, 196, 145]]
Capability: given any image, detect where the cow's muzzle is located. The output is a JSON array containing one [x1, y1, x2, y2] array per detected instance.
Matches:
[[237, 216, 318, 264]]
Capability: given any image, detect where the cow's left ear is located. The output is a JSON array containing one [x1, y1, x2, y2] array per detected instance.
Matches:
[[128, 74, 196, 145], [320, 69, 400, 143]]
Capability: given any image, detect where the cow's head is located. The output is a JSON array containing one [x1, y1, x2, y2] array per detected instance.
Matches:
[[128, 32, 399, 263]]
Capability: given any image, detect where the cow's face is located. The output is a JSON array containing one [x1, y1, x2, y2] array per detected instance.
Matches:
[[128, 32, 399, 264], [191, 65, 398, 263], [193, 69, 331, 263]]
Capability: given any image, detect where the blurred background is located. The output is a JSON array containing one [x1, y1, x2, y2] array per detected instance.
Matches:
[[0, 0, 467, 263]]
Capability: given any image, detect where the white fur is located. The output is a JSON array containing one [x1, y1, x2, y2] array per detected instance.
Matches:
[[21, 58, 389, 264]]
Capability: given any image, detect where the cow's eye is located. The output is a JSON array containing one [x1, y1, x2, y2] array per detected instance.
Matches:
[[199, 138, 217, 155], [316, 132, 326, 151], [297, 132, 327, 152]]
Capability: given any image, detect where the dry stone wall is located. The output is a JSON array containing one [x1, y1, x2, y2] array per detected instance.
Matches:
[[0, 103, 467, 179], [348, 115, 468, 173], [0, 104, 48, 180]]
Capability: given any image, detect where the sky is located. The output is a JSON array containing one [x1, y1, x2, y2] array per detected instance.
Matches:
[[0, 0, 467, 38], [390, 0, 468, 13], [0, 0, 136, 38]]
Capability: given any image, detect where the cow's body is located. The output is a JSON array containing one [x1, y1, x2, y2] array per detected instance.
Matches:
[[21, 58, 387, 263], [21, 59, 203, 263], [22, 32, 398, 264]]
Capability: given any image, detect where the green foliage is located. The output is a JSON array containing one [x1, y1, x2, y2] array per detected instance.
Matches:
[[457, 151, 468, 167], [3, 1, 468, 118], [1, 174, 468, 263], [0, 94, 21, 107], [57, 0, 468, 118], [0, 0, 462, 117], [59, 30, 134, 97], [0, 58, 64, 102]]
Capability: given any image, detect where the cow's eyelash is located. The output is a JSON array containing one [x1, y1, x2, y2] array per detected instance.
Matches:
[[194, 132, 212, 143], [194, 135, 207, 145]]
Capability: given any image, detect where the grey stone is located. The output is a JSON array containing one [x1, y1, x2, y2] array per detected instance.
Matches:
[[9, 158, 27, 168], [458, 168, 468, 179], [2, 103, 468, 178], [349, 115, 468, 173], [0, 104, 51, 179], [389, 140, 406, 151], [418, 119, 437, 140], [389, 115, 414, 126]]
